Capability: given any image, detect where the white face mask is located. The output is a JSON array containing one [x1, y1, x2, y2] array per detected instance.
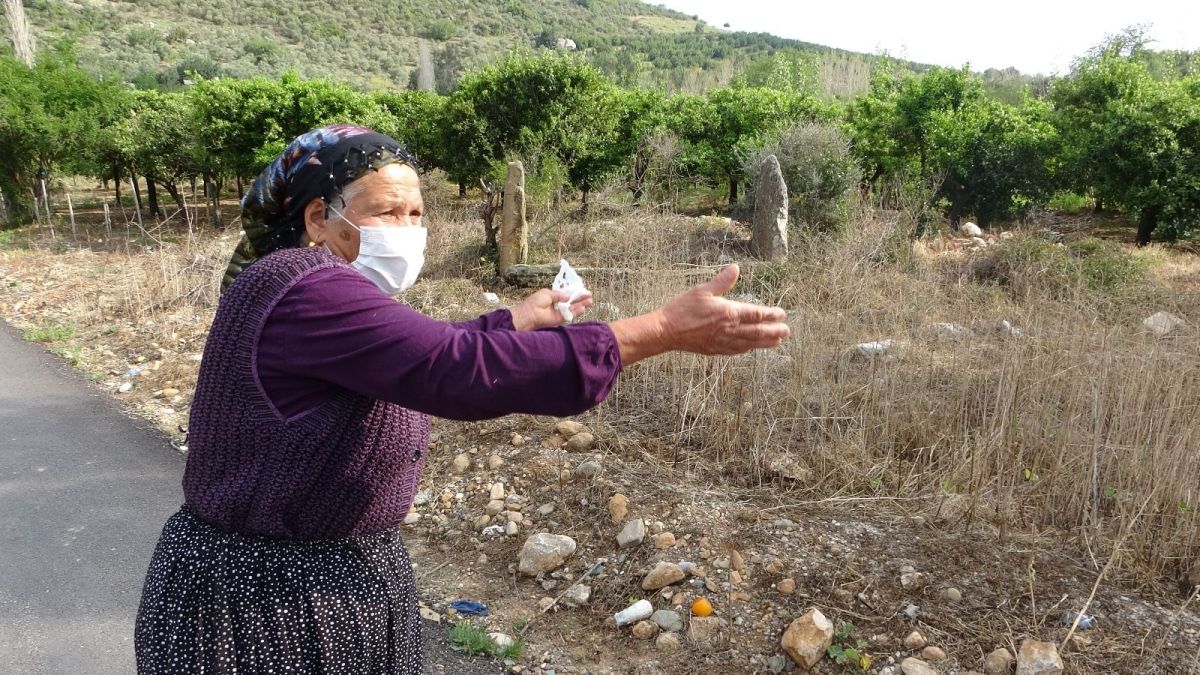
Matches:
[[330, 205, 427, 296]]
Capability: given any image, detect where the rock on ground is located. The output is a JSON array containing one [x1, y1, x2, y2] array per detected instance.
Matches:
[[655, 632, 681, 652], [901, 657, 939, 675], [555, 420, 586, 438], [960, 222, 984, 237], [780, 608, 834, 669], [984, 647, 1014, 674], [642, 561, 685, 590], [608, 493, 629, 522], [632, 620, 658, 640], [650, 609, 683, 633], [517, 533, 577, 576], [904, 630, 927, 650], [566, 432, 595, 452], [1016, 639, 1063, 675], [617, 518, 646, 548]]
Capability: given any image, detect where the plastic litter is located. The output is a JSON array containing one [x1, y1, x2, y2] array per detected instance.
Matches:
[[483, 292, 500, 304], [614, 599, 653, 627], [124, 365, 147, 378], [551, 259, 591, 322], [903, 604, 921, 620], [1061, 611, 1095, 630], [481, 525, 505, 538], [450, 599, 489, 617]]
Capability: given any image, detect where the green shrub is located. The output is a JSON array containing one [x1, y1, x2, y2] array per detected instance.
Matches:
[[1067, 237, 1148, 293], [971, 234, 1147, 298], [743, 122, 860, 233]]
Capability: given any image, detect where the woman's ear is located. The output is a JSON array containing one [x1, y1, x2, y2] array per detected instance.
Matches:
[[303, 198, 327, 245]]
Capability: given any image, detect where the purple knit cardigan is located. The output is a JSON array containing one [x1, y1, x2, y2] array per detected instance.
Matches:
[[183, 248, 429, 539]]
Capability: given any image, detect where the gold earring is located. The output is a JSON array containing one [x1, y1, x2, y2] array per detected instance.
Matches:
[[308, 240, 318, 248]]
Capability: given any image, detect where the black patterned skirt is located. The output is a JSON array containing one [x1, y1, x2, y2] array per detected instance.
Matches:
[[135, 506, 422, 674]]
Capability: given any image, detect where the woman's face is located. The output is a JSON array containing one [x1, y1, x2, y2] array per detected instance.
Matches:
[[304, 162, 424, 263]]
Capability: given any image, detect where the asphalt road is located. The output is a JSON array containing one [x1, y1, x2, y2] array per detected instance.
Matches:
[[0, 321, 183, 673], [0, 321, 503, 674]]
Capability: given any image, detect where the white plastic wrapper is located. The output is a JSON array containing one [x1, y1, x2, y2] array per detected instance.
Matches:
[[551, 259, 591, 321]]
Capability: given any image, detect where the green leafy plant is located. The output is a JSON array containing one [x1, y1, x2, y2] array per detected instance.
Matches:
[[826, 622, 872, 671]]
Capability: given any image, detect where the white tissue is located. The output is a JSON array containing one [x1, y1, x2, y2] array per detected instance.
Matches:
[[551, 259, 591, 321]]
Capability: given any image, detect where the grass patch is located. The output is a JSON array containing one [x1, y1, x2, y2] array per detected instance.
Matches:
[[447, 620, 524, 660], [24, 322, 76, 343], [50, 345, 82, 366], [448, 620, 494, 656]]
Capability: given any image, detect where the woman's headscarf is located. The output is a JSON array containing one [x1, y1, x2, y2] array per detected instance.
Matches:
[[223, 124, 419, 291]]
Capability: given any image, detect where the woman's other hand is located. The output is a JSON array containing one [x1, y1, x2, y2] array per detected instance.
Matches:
[[510, 289, 594, 331], [610, 264, 790, 365]]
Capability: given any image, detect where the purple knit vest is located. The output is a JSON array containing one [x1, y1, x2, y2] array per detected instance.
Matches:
[[182, 247, 430, 539]]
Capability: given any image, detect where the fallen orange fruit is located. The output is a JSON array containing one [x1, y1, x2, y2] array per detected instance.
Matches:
[[691, 597, 713, 617]]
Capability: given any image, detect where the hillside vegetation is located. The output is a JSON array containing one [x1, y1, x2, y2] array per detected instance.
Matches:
[[25, 0, 924, 96]]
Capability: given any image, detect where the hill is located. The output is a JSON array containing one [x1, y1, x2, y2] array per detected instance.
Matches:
[[22, 0, 918, 97]]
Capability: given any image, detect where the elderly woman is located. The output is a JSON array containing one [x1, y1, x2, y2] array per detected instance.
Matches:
[[134, 125, 789, 674]]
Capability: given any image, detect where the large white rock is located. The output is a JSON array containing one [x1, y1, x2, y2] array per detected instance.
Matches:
[[780, 608, 834, 669], [517, 533, 576, 576], [960, 222, 983, 237], [1016, 639, 1064, 675], [1143, 311, 1186, 337]]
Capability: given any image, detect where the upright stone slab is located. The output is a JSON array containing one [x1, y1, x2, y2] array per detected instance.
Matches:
[[500, 161, 528, 274], [751, 154, 788, 260]]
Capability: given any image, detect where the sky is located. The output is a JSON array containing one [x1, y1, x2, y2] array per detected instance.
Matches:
[[654, 0, 1199, 75]]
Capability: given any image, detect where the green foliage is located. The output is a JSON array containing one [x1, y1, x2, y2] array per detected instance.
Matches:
[[0, 47, 130, 220], [929, 97, 1060, 224], [423, 20, 458, 41], [733, 49, 819, 97], [440, 52, 619, 194], [1052, 36, 1200, 243]]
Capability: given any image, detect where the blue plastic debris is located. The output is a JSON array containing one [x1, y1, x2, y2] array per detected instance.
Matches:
[[450, 600, 489, 616]]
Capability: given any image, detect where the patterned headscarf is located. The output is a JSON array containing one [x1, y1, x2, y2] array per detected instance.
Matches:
[[223, 124, 419, 290]]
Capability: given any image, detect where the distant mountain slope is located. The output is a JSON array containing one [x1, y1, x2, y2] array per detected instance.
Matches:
[[21, 0, 919, 96]]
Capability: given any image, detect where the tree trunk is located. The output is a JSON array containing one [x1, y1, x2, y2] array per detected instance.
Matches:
[[112, 164, 122, 203], [163, 182, 186, 214], [146, 173, 161, 219], [1135, 204, 1160, 247], [728, 175, 738, 205], [458, 180, 467, 198], [1093, 196, 1104, 214], [130, 170, 144, 215], [236, 175, 244, 201]]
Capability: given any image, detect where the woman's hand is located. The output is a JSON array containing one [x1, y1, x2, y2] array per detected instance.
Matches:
[[610, 264, 790, 365], [510, 289, 594, 331]]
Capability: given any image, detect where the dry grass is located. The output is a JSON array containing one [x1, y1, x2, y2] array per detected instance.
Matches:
[[2, 193, 1199, 592]]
